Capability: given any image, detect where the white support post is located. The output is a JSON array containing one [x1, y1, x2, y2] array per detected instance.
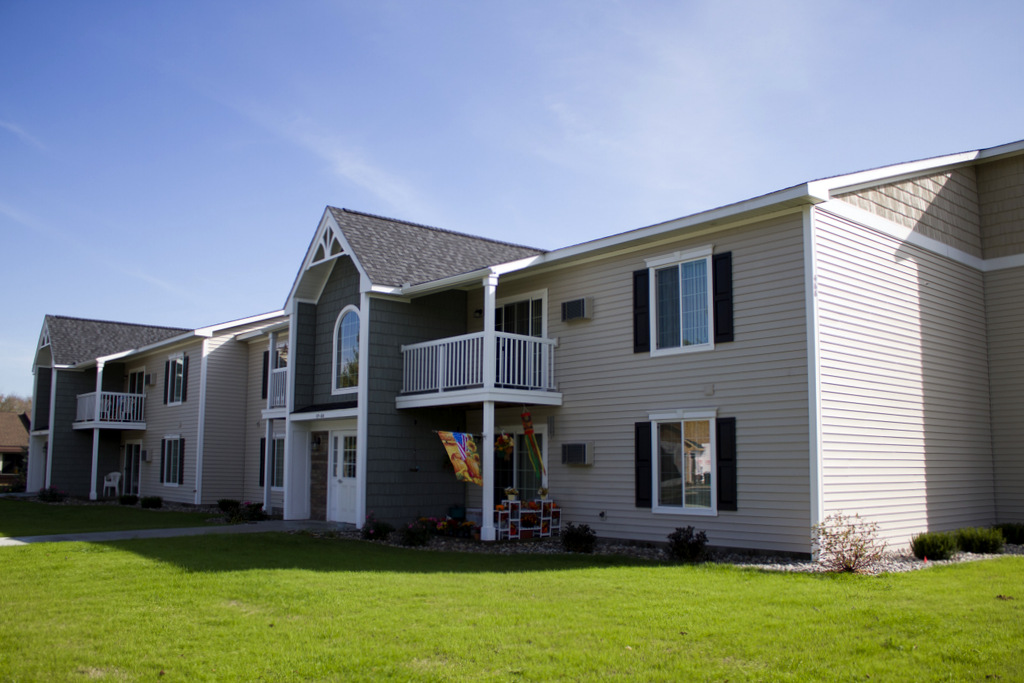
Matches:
[[89, 362, 105, 500], [263, 418, 273, 513], [482, 273, 498, 391], [481, 399, 496, 541]]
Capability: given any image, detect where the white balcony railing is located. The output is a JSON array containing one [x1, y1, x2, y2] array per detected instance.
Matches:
[[401, 332, 556, 395], [269, 367, 288, 408], [75, 391, 146, 426]]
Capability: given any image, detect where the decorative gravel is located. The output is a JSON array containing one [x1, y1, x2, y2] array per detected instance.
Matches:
[[296, 526, 1024, 575]]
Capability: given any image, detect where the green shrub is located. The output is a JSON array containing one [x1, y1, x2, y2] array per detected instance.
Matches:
[[226, 501, 266, 523], [955, 527, 1004, 554], [361, 513, 395, 541], [910, 531, 957, 561], [666, 526, 709, 563], [217, 499, 241, 514], [994, 523, 1024, 545], [139, 496, 163, 509], [812, 512, 887, 573], [561, 522, 596, 554], [37, 486, 67, 502], [399, 519, 433, 547], [118, 494, 138, 506]]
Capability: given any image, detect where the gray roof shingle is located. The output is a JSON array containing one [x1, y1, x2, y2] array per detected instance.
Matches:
[[44, 315, 190, 366], [329, 208, 545, 287]]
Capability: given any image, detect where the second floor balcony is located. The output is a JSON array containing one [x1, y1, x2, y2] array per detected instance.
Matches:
[[397, 331, 562, 409], [74, 391, 146, 429]]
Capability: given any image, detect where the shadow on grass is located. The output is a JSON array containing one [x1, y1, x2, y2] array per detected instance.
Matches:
[[97, 531, 664, 575], [0, 498, 220, 538]]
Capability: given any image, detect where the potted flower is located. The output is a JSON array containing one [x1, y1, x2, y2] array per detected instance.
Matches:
[[504, 486, 519, 501], [538, 487, 549, 501]]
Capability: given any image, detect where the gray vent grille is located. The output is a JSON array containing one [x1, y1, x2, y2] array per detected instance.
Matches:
[[561, 298, 591, 321], [561, 442, 594, 465]]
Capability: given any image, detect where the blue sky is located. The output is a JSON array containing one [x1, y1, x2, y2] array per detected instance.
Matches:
[[2, 0, 1023, 398]]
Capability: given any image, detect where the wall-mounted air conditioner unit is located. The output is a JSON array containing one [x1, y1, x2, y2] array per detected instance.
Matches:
[[561, 297, 592, 322], [561, 442, 595, 466]]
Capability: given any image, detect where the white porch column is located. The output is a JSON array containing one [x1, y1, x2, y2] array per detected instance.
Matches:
[[481, 400, 496, 541], [263, 418, 273, 512], [480, 273, 499, 541], [482, 273, 498, 391], [89, 362, 105, 500], [267, 331, 277, 410]]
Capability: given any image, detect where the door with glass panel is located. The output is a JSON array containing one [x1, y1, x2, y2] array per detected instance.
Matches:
[[328, 431, 358, 524], [123, 442, 142, 496]]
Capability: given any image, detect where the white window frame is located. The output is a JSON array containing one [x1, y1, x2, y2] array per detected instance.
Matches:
[[270, 435, 285, 490], [167, 353, 185, 405], [649, 408, 717, 516], [647, 246, 715, 356], [162, 435, 182, 488], [332, 305, 360, 395]]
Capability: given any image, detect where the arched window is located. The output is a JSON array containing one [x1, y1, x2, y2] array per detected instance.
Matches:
[[333, 307, 360, 393]]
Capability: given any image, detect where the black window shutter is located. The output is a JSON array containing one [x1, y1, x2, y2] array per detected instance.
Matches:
[[259, 438, 266, 487], [632, 269, 650, 353], [261, 351, 269, 400], [160, 439, 166, 483], [163, 361, 170, 404], [634, 421, 652, 508], [712, 252, 734, 344], [716, 417, 737, 511], [178, 438, 185, 485], [181, 356, 189, 403]]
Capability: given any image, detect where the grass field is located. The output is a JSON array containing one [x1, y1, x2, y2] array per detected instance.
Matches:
[[0, 498, 219, 537], [1, 529, 1022, 682]]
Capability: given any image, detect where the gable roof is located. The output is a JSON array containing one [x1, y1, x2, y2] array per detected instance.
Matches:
[[328, 208, 545, 287], [42, 315, 189, 367], [0, 412, 29, 452]]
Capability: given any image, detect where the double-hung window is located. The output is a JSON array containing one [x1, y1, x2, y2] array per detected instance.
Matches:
[[650, 410, 716, 514], [648, 246, 713, 354], [271, 437, 285, 489], [164, 354, 188, 404]]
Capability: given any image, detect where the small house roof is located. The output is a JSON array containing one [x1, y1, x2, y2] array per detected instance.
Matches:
[[0, 412, 29, 452], [42, 315, 189, 367]]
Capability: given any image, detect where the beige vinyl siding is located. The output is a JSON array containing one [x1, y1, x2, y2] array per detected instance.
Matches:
[[815, 207, 994, 546], [978, 155, 1024, 259], [986, 266, 1024, 520], [836, 167, 982, 258], [196, 335, 248, 504], [130, 340, 204, 503], [478, 213, 812, 553]]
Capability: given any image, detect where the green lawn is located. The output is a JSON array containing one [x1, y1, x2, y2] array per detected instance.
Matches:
[[0, 498, 219, 537], [0, 532, 1021, 682]]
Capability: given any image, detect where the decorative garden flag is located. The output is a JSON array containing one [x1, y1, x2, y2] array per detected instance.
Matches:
[[520, 410, 546, 477], [438, 431, 483, 486]]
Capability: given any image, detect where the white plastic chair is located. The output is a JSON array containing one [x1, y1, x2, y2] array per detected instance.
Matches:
[[102, 472, 121, 498]]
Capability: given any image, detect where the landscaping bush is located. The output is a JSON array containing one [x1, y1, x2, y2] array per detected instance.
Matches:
[[954, 527, 1004, 554], [361, 513, 395, 541], [666, 526, 709, 563], [994, 522, 1024, 545], [561, 522, 596, 554], [217, 499, 241, 514], [910, 531, 957, 561], [37, 486, 67, 503], [812, 512, 887, 573], [139, 496, 163, 509], [226, 501, 266, 523], [399, 519, 433, 547], [118, 494, 138, 506]]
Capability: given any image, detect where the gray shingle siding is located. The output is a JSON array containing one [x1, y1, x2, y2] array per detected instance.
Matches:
[[311, 259, 360, 406], [294, 303, 317, 410], [34, 367, 51, 431], [364, 292, 469, 525], [48, 369, 97, 496]]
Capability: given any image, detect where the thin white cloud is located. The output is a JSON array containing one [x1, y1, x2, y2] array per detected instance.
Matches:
[[0, 120, 45, 150]]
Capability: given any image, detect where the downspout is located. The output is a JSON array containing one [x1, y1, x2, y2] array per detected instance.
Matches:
[[803, 205, 825, 554]]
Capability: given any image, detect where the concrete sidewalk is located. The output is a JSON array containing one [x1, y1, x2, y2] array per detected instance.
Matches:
[[0, 520, 343, 547]]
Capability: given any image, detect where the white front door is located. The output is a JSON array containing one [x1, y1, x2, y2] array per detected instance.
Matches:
[[328, 431, 358, 524]]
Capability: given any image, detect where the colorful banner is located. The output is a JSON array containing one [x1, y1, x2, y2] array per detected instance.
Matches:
[[438, 431, 483, 486], [520, 410, 546, 477]]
